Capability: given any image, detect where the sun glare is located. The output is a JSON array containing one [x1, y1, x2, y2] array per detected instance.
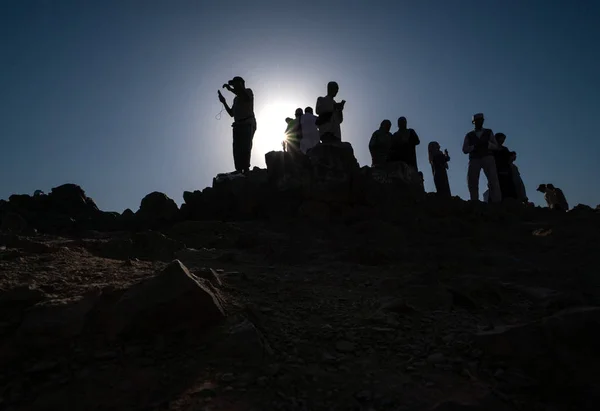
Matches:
[[255, 101, 299, 153]]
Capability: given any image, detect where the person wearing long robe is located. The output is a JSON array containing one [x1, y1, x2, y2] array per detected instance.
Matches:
[[428, 141, 451, 197], [493, 133, 517, 200], [368, 120, 392, 167], [509, 151, 528, 203]]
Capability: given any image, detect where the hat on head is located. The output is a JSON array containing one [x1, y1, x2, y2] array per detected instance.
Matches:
[[228, 76, 245, 85], [536, 184, 547, 192], [472, 113, 484, 123]]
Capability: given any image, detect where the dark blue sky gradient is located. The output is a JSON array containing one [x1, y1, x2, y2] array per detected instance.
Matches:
[[1, 0, 599, 211]]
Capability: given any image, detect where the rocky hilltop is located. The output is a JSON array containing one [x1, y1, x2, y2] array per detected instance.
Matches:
[[1, 143, 599, 411]]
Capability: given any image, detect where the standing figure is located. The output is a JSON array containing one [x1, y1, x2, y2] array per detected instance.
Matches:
[[368, 120, 393, 167], [428, 141, 451, 197], [315, 81, 345, 143], [462, 113, 501, 202], [217, 76, 256, 174], [493, 133, 517, 200], [390, 117, 420, 171], [509, 151, 528, 203], [300, 107, 319, 153], [285, 108, 303, 154]]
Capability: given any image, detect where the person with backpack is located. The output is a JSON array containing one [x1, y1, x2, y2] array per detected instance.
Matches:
[[368, 119, 393, 167], [217, 76, 256, 174], [315, 81, 345, 143], [462, 113, 501, 202]]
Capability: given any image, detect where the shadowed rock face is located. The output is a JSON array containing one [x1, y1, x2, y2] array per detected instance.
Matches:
[[0, 141, 599, 411]]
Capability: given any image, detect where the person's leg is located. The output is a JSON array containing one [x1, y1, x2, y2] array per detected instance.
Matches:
[[482, 156, 501, 203], [467, 159, 482, 201], [232, 127, 242, 172]]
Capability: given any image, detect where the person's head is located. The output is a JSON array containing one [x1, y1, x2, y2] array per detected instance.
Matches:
[[305, 106, 313, 114], [380, 119, 392, 132], [397, 116, 407, 129], [295, 108, 303, 118], [536, 184, 547, 193], [428, 141, 440, 153], [228, 76, 245, 90], [472, 113, 485, 129], [327, 81, 339, 97], [495, 133, 506, 146], [510, 151, 517, 162], [285, 117, 292, 124], [547, 183, 555, 190]]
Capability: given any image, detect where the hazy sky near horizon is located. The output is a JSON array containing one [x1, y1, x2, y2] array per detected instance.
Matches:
[[1, 0, 599, 212]]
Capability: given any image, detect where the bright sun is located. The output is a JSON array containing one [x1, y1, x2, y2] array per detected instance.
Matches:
[[254, 101, 299, 153]]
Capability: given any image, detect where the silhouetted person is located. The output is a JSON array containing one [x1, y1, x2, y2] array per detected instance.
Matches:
[[316, 81, 345, 143], [389, 117, 420, 171], [428, 141, 451, 198], [493, 133, 517, 200], [368, 120, 392, 167], [285, 108, 303, 154], [537, 184, 569, 211], [509, 151, 528, 203], [462, 113, 501, 202], [218, 76, 256, 174], [300, 107, 319, 153]]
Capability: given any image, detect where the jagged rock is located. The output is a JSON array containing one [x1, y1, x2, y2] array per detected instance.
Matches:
[[121, 208, 135, 219], [571, 203, 594, 213], [49, 183, 99, 216], [306, 142, 359, 204], [0, 285, 46, 308], [136, 191, 179, 224], [107, 260, 226, 338], [16, 292, 100, 345]]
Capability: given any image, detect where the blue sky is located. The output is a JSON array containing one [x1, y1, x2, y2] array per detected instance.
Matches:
[[1, 0, 599, 212]]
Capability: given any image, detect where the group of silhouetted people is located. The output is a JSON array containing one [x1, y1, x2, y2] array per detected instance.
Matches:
[[217, 77, 569, 210]]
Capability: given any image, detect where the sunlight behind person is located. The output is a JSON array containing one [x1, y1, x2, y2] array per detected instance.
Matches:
[[254, 101, 298, 154]]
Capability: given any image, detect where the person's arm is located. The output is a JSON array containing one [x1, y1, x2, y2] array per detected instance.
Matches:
[[411, 129, 420, 146], [462, 134, 474, 154], [315, 97, 325, 115], [218, 91, 233, 117]]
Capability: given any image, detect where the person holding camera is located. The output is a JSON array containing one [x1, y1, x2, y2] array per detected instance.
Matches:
[[315, 81, 345, 143], [462, 113, 501, 202], [217, 76, 256, 174]]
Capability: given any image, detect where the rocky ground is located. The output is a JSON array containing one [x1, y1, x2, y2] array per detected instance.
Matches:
[[1, 198, 599, 411]]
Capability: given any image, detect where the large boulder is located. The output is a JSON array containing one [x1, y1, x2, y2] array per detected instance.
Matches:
[[136, 191, 179, 227], [48, 183, 99, 216], [306, 142, 360, 204], [106, 260, 226, 338]]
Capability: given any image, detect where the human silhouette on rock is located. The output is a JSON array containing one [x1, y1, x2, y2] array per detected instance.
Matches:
[[368, 120, 393, 167], [300, 107, 319, 154], [493, 133, 517, 200], [462, 113, 501, 202], [217, 76, 256, 174], [428, 141, 451, 198], [389, 117, 420, 171], [315, 81, 345, 143], [285, 108, 303, 154], [509, 151, 528, 203]]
